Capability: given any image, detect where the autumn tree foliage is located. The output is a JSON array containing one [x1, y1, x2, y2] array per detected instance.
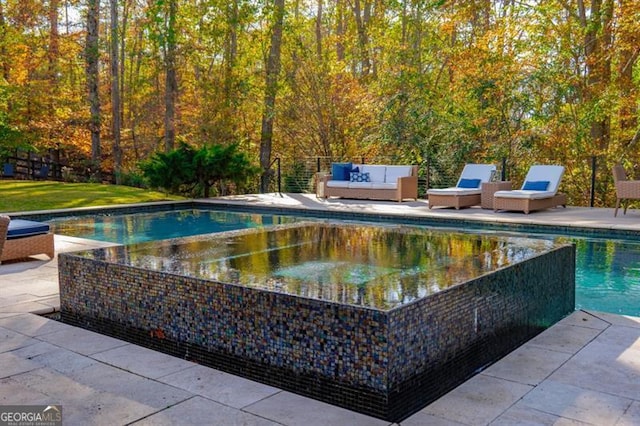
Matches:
[[0, 0, 637, 205]]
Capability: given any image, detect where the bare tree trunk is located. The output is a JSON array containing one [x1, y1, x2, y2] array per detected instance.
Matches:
[[164, 0, 177, 152], [110, 0, 122, 183], [335, 0, 345, 61], [224, 0, 238, 105], [352, 0, 371, 76], [120, 0, 129, 126], [48, 0, 59, 86], [315, 0, 323, 58], [128, 23, 143, 161], [86, 0, 101, 175], [0, 0, 9, 81], [259, 0, 285, 193], [48, 0, 59, 157], [578, 0, 613, 152]]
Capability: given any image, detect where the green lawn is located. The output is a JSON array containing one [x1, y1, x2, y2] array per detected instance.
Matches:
[[0, 180, 184, 213]]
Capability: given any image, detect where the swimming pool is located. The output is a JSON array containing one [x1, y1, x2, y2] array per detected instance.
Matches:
[[58, 221, 574, 420], [48, 208, 640, 317]]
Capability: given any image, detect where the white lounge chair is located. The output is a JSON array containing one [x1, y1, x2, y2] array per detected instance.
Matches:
[[427, 164, 496, 209], [493, 165, 567, 214]]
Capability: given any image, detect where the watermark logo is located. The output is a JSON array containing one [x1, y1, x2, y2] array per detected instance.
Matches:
[[0, 405, 62, 426]]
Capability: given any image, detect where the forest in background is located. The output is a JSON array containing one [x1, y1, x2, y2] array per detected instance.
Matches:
[[0, 0, 638, 205]]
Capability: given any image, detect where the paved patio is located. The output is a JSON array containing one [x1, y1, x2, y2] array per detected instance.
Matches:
[[1, 194, 640, 425]]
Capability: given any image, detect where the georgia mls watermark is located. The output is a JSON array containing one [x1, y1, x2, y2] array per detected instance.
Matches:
[[0, 405, 62, 426]]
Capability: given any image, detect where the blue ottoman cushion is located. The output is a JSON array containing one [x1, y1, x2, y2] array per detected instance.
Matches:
[[7, 219, 50, 239]]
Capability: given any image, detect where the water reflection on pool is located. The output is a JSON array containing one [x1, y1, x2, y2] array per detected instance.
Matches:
[[83, 222, 556, 310]]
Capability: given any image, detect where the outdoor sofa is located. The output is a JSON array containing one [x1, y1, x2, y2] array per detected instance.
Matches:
[[0, 215, 55, 263], [319, 163, 418, 202]]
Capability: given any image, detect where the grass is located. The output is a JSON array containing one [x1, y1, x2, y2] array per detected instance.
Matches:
[[0, 180, 185, 213]]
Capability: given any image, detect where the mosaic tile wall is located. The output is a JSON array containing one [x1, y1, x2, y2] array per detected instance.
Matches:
[[58, 243, 574, 422]]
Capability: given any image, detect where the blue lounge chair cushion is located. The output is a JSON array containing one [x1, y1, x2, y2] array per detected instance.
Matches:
[[331, 162, 353, 181], [457, 178, 481, 189], [7, 219, 50, 239], [522, 180, 550, 191]]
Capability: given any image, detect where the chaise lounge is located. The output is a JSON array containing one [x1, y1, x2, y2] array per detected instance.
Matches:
[[427, 164, 496, 209], [0, 215, 55, 263], [493, 165, 567, 214]]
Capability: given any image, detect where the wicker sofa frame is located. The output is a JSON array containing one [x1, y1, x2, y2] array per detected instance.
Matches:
[[0, 215, 55, 263], [427, 193, 480, 210], [320, 165, 418, 202], [493, 193, 567, 215]]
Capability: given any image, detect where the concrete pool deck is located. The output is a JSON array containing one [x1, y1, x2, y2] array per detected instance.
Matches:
[[1, 194, 640, 425]]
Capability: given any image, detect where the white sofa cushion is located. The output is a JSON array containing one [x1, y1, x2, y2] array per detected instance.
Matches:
[[494, 190, 556, 200], [348, 182, 374, 189], [371, 182, 397, 190], [326, 180, 350, 188], [361, 165, 386, 183], [427, 188, 482, 196], [385, 166, 412, 184]]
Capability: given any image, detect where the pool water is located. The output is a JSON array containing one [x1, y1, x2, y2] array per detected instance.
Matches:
[[49, 209, 297, 244], [78, 222, 558, 309], [574, 238, 640, 316], [49, 209, 640, 317]]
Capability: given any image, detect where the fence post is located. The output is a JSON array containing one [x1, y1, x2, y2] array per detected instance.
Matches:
[[501, 157, 507, 181], [316, 157, 321, 173], [426, 157, 430, 191], [277, 157, 281, 194], [590, 156, 596, 208]]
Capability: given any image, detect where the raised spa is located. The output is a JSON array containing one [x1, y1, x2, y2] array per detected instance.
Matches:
[[58, 222, 575, 421]]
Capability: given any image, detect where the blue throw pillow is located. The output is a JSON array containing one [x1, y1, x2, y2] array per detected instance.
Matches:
[[457, 178, 481, 189], [350, 171, 370, 182], [522, 180, 549, 191], [331, 162, 353, 181]]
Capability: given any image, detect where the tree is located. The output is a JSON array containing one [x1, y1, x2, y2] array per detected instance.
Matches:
[[110, 0, 122, 183], [140, 142, 195, 194], [193, 143, 259, 197], [163, 0, 178, 152], [141, 142, 258, 197], [86, 0, 101, 175], [259, 0, 285, 193]]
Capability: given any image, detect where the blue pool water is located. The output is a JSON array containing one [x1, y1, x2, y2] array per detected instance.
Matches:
[[49, 209, 640, 317], [49, 209, 298, 244]]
